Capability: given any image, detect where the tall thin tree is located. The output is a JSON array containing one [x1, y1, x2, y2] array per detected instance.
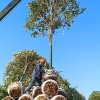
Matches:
[[24, 0, 86, 69]]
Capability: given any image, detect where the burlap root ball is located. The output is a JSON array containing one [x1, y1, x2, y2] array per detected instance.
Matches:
[[34, 94, 49, 100], [2, 96, 13, 100], [50, 95, 66, 100], [18, 94, 32, 100], [44, 69, 58, 81], [32, 86, 42, 98], [8, 82, 23, 98], [18, 96, 31, 100], [9, 86, 21, 98], [58, 88, 67, 98], [42, 79, 59, 97]]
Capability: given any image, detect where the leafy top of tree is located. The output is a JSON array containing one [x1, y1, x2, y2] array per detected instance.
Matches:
[[89, 91, 100, 100], [24, 0, 86, 37]]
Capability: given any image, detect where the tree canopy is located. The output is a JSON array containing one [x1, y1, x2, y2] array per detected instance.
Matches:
[[89, 91, 100, 100], [24, 0, 86, 37], [0, 85, 8, 100], [3, 50, 45, 88]]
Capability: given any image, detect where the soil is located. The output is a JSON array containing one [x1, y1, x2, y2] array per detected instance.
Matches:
[[9, 86, 21, 97], [55, 96, 65, 100], [34, 88, 42, 97], [43, 81, 58, 97], [58, 91, 67, 98], [19, 96, 31, 100], [35, 96, 48, 100], [2, 96, 13, 100]]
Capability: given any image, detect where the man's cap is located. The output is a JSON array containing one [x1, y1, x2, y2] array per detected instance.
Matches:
[[40, 59, 45, 65]]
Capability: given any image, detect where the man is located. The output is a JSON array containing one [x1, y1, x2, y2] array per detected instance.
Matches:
[[25, 59, 45, 93]]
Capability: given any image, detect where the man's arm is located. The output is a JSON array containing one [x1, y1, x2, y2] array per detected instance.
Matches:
[[39, 65, 45, 73]]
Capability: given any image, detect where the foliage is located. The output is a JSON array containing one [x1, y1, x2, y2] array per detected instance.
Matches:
[[67, 87, 86, 100], [57, 73, 70, 90], [57, 74, 85, 100], [0, 85, 8, 99], [89, 91, 100, 100], [24, 0, 86, 37], [3, 50, 44, 88]]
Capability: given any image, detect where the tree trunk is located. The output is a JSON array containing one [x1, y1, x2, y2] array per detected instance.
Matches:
[[49, 27, 53, 69]]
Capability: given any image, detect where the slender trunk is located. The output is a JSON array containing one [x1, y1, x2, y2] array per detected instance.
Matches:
[[49, 27, 53, 69], [48, 2, 53, 69], [20, 64, 27, 82]]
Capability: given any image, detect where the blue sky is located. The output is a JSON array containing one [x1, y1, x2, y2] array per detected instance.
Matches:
[[0, 0, 100, 100]]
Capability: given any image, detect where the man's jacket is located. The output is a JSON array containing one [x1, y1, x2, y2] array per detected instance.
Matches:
[[32, 64, 45, 79]]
